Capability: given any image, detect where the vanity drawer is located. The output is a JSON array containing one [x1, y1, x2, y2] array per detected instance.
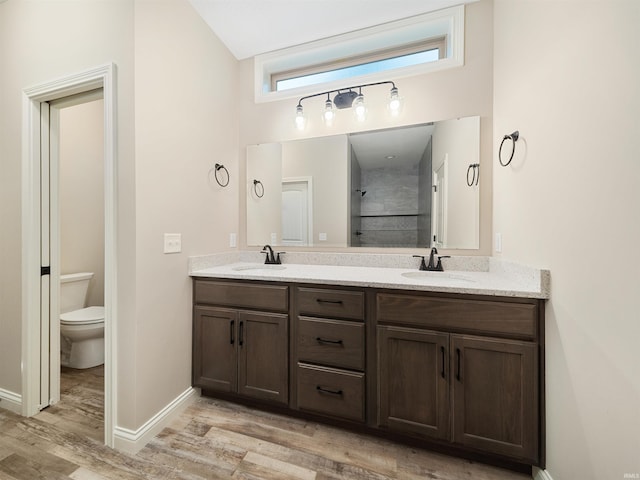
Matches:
[[296, 287, 364, 321], [296, 363, 365, 422], [376, 293, 538, 340], [297, 317, 365, 370], [194, 279, 288, 313]]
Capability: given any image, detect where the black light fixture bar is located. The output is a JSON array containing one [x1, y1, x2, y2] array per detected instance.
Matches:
[[296, 80, 397, 110], [294, 80, 401, 129]]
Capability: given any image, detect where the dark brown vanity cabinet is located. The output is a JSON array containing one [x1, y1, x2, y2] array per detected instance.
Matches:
[[192, 279, 289, 405], [192, 277, 545, 468], [376, 292, 542, 464], [293, 286, 366, 422]]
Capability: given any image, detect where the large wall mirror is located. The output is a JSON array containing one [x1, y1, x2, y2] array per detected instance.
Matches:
[[247, 116, 480, 249]]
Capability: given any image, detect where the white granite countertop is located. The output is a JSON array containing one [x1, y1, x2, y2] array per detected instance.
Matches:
[[188, 252, 550, 299]]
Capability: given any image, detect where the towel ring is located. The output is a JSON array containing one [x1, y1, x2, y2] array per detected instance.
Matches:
[[499, 131, 519, 167], [253, 179, 264, 198], [466, 163, 480, 186], [213, 163, 229, 187]]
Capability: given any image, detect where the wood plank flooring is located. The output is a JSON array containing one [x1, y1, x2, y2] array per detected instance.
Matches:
[[0, 367, 529, 479]]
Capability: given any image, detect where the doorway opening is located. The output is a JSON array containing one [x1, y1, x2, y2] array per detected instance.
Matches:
[[52, 92, 105, 441]]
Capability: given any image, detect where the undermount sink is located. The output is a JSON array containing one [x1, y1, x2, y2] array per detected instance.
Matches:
[[401, 271, 475, 283], [232, 264, 287, 271]]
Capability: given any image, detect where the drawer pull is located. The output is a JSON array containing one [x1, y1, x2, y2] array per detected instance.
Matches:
[[230, 319, 235, 345], [316, 337, 344, 346], [316, 385, 343, 396], [239, 321, 244, 347], [316, 299, 343, 305], [440, 345, 445, 379]]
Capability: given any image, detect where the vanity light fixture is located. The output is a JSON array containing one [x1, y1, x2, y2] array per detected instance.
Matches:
[[353, 89, 367, 122], [294, 81, 401, 130], [389, 86, 402, 116], [323, 94, 336, 125]]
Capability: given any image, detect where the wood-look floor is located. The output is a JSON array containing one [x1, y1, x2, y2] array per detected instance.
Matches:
[[0, 367, 529, 479]]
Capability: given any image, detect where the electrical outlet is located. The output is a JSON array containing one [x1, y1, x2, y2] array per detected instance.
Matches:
[[319, 233, 327, 241], [229, 233, 237, 248], [164, 233, 181, 254], [271, 233, 277, 244], [495, 233, 502, 253]]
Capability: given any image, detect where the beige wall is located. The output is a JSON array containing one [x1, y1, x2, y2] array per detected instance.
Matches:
[[238, 0, 494, 254], [432, 116, 480, 249], [59, 99, 105, 307], [246, 143, 283, 245], [493, 1, 640, 478], [132, 0, 239, 427], [0, 0, 136, 404], [282, 136, 349, 246], [0, 0, 238, 434]]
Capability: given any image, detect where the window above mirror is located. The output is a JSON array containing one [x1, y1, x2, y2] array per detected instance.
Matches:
[[254, 5, 466, 103], [273, 38, 445, 92]]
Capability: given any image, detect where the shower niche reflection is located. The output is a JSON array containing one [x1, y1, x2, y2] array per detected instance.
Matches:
[[246, 116, 480, 249]]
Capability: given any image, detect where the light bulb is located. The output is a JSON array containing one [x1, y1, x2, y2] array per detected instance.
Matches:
[[323, 98, 335, 125], [295, 104, 306, 130], [353, 94, 366, 122], [389, 86, 402, 116]]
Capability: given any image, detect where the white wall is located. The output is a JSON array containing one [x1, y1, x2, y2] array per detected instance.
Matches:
[[493, 1, 640, 478], [59, 99, 105, 307], [238, 0, 494, 254]]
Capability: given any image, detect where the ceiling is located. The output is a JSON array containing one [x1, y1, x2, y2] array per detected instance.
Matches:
[[188, 0, 471, 60], [349, 124, 434, 170]]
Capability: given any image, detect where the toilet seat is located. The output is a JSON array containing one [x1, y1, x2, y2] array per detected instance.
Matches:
[[60, 306, 104, 325]]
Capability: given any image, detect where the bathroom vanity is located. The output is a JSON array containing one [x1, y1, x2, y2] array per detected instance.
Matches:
[[190, 255, 549, 471]]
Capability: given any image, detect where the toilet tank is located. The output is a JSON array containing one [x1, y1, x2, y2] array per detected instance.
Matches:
[[60, 272, 94, 313]]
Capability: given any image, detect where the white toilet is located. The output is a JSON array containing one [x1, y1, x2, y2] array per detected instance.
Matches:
[[60, 272, 105, 369]]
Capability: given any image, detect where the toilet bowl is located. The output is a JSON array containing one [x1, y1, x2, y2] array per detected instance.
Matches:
[[60, 273, 104, 369]]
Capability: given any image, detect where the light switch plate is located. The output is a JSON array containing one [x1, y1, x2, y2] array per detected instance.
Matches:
[[319, 233, 327, 241], [164, 233, 181, 254], [229, 233, 237, 248]]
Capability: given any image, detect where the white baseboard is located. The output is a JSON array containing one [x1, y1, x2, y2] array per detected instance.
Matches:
[[533, 467, 554, 480], [113, 386, 196, 454], [0, 388, 22, 414]]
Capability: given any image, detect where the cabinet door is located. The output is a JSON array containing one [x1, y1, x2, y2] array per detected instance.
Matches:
[[238, 311, 289, 405], [193, 306, 237, 392], [378, 326, 450, 440], [451, 335, 537, 462]]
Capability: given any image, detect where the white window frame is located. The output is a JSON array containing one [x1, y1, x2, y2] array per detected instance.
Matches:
[[254, 5, 466, 104]]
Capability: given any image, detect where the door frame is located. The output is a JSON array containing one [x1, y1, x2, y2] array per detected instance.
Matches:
[[432, 154, 448, 248], [21, 64, 118, 447]]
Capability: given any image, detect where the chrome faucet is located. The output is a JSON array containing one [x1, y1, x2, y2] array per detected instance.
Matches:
[[261, 245, 284, 264], [413, 247, 450, 272]]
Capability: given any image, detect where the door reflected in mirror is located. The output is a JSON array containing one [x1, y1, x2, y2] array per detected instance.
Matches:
[[247, 116, 480, 249]]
